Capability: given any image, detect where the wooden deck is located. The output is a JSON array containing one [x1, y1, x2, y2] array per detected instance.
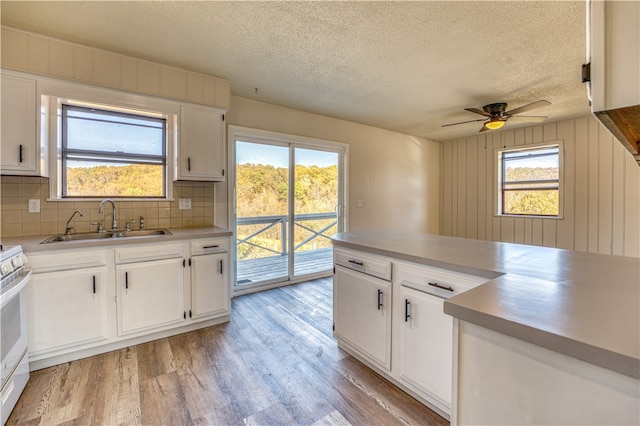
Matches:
[[236, 247, 333, 285]]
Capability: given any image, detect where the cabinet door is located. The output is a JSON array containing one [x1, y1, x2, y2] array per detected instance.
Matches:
[[117, 258, 185, 336], [395, 285, 452, 408], [27, 267, 109, 354], [1, 73, 37, 174], [177, 105, 225, 181], [334, 265, 392, 370], [190, 252, 229, 319]]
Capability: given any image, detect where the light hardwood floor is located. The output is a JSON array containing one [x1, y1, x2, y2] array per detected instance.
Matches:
[[8, 278, 448, 425]]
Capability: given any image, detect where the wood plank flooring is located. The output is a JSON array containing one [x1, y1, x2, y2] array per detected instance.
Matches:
[[7, 278, 448, 426]]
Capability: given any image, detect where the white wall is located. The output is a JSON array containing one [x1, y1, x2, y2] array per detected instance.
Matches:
[[441, 116, 640, 258], [223, 96, 441, 234]]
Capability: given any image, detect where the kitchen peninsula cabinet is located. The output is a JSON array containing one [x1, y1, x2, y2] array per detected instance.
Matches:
[[334, 264, 392, 371], [0, 72, 43, 176], [176, 104, 226, 181], [332, 231, 640, 425], [333, 244, 486, 419]]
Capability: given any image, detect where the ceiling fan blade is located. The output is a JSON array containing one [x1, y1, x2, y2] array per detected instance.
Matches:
[[504, 100, 551, 116], [507, 115, 548, 123], [479, 125, 490, 132], [441, 118, 488, 127], [464, 107, 491, 117]]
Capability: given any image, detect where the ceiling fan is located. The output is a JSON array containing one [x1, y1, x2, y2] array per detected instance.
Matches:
[[442, 100, 551, 132]]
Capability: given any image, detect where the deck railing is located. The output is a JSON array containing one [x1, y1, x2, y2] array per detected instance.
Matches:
[[236, 212, 337, 258]]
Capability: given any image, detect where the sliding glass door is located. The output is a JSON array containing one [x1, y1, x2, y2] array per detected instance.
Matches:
[[231, 127, 346, 292]]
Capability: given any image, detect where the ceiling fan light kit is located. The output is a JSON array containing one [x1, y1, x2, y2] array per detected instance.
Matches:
[[484, 118, 506, 130], [443, 100, 551, 132]]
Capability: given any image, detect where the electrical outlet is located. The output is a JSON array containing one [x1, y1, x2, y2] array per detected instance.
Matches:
[[178, 198, 192, 210], [356, 199, 364, 208], [28, 199, 40, 213]]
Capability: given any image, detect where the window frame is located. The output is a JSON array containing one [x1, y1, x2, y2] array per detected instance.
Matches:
[[60, 104, 168, 199], [495, 141, 564, 219], [39, 76, 179, 202]]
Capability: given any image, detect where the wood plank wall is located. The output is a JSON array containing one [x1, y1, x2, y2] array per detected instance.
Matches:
[[440, 115, 640, 258]]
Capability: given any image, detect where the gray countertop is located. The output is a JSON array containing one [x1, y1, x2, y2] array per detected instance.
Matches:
[[3, 226, 233, 253], [331, 231, 640, 380]]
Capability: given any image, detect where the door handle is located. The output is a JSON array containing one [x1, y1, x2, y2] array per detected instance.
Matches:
[[92, 275, 96, 294], [219, 259, 223, 274], [125, 272, 129, 289], [19, 144, 24, 163], [377, 289, 383, 310]]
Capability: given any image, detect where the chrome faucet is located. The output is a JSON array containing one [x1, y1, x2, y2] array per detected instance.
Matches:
[[98, 199, 117, 230], [65, 210, 84, 234]]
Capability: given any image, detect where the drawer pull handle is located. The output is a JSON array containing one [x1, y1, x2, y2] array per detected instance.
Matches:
[[428, 282, 454, 292], [405, 299, 411, 322], [377, 289, 383, 310], [203, 245, 219, 249], [348, 259, 364, 266]]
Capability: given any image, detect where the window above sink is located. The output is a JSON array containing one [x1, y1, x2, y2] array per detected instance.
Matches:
[[39, 77, 179, 201]]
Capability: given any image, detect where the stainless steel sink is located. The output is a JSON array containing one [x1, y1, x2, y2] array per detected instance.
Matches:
[[41, 229, 172, 244]]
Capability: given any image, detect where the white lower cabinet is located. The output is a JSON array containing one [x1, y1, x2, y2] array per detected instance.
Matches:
[[25, 235, 231, 370], [27, 266, 109, 355], [334, 265, 392, 370], [333, 248, 489, 419], [190, 252, 228, 319], [116, 258, 185, 336], [393, 285, 452, 411]]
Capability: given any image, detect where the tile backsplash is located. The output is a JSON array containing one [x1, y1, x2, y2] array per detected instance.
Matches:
[[0, 176, 215, 238]]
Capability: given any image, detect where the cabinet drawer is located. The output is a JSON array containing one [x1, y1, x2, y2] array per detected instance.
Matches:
[[29, 249, 108, 273], [397, 262, 488, 299], [115, 243, 184, 264], [334, 248, 392, 281], [191, 238, 229, 255]]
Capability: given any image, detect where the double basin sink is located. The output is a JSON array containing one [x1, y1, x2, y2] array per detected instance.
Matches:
[[41, 229, 172, 244]]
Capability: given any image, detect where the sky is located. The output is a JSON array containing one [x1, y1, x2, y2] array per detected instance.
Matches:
[[236, 141, 338, 168]]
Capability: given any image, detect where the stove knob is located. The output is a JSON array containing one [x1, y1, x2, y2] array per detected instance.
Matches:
[[19, 254, 28, 265], [1, 263, 13, 275], [12, 257, 23, 268]]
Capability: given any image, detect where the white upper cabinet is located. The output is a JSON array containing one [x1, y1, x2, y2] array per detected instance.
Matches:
[[176, 104, 226, 181], [589, 0, 640, 111], [1, 72, 45, 176]]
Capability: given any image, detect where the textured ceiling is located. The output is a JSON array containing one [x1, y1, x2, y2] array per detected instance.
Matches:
[[0, 1, 589, 141]]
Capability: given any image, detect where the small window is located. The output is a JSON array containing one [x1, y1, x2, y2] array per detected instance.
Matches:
[[497, 144, 561, 217], [61, 105, 167, 198]]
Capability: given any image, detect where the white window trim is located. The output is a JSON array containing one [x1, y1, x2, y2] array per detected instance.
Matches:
[[38, 76, 179, 201], [494, 140, 564, 219]]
